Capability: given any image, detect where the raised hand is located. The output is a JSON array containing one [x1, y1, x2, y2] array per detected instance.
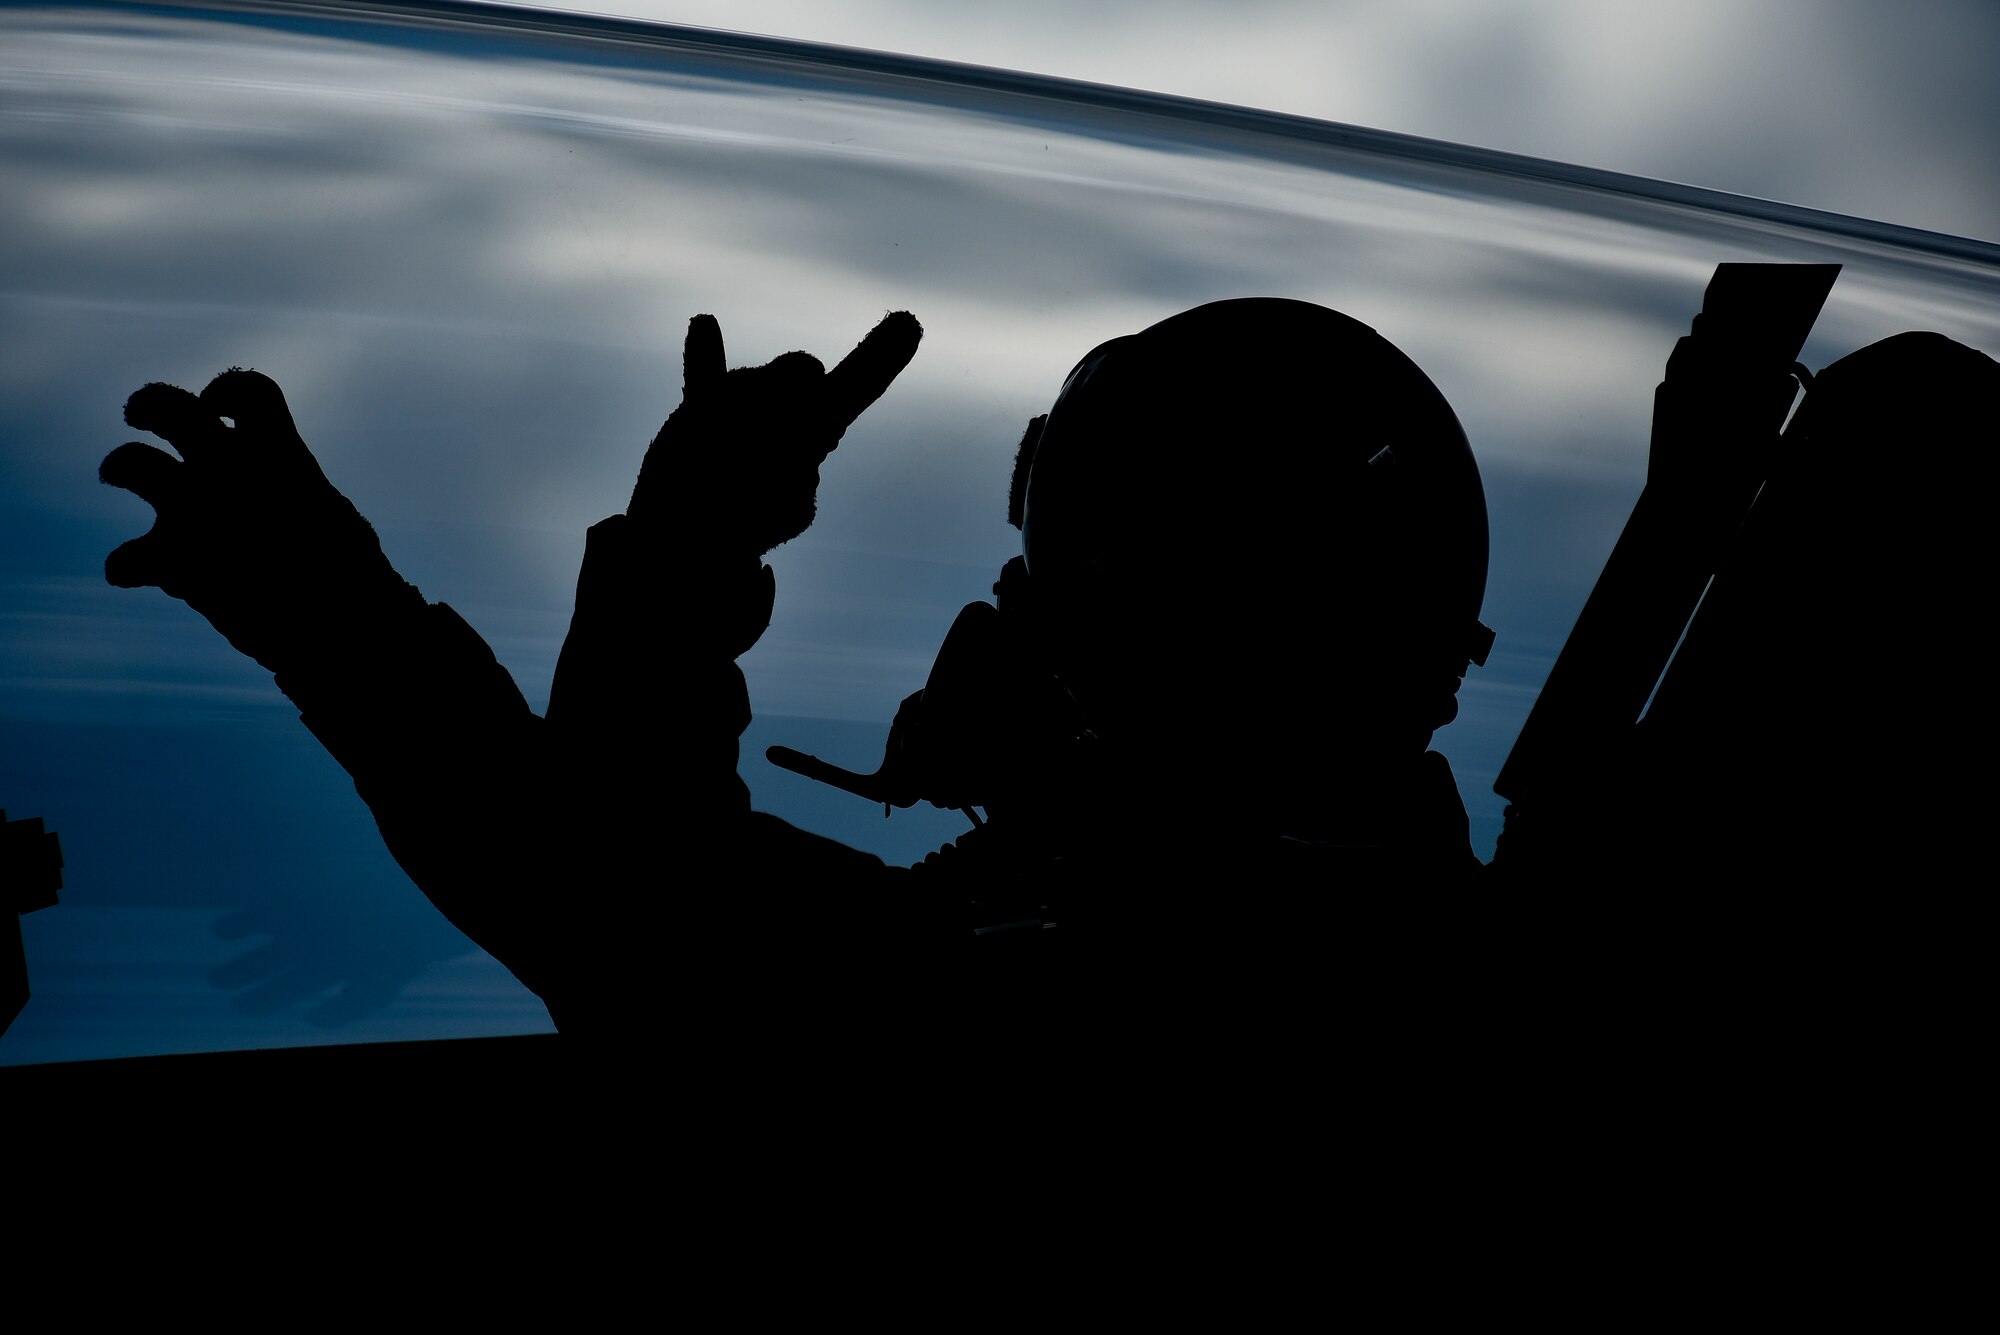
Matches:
[[628, 310, 922, 555], [99, 368, 424, 678]]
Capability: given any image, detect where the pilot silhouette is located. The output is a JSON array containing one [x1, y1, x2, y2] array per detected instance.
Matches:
[[99, 298, 1496, 1050]]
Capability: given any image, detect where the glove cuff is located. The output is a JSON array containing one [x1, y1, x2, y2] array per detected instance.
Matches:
[[546, 513, 775, 733]]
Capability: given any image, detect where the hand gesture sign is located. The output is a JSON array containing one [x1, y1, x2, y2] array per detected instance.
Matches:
[[98, 369, 421, 678], [628, 310, 922, 554]]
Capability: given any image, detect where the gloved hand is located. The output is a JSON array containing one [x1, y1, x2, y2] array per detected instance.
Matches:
[[628, 310, 923, 555], [544, 309, 923, 765], [99, 368, 425, 682]]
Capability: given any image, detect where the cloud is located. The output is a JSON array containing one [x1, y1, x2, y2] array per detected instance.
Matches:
[[3, 2, 1995, 1059], [497, 0, 2000, 242]]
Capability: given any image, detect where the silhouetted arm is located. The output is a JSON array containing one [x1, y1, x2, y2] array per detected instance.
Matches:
[[100, 317, 926, 1038], [100, 370, 565, 1001], [545, 313, 922, 851]]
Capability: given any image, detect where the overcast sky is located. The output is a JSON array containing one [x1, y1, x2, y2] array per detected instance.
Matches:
[[3, 0, 1994, 1064], [497, 0, 2000, 243]]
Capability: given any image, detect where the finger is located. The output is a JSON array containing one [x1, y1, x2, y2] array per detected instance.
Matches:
[[99, 441, 186, 509], [764, 349, 826, 382], [200, 368, 305, 452], [123, 382, 226, 463], [105, 531, 169, 590], [685, 314, 726, 398], [824, 310, 922, 431]]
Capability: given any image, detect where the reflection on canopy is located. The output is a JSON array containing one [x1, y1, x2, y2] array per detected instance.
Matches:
[[2, 0, 1996, 1063]]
